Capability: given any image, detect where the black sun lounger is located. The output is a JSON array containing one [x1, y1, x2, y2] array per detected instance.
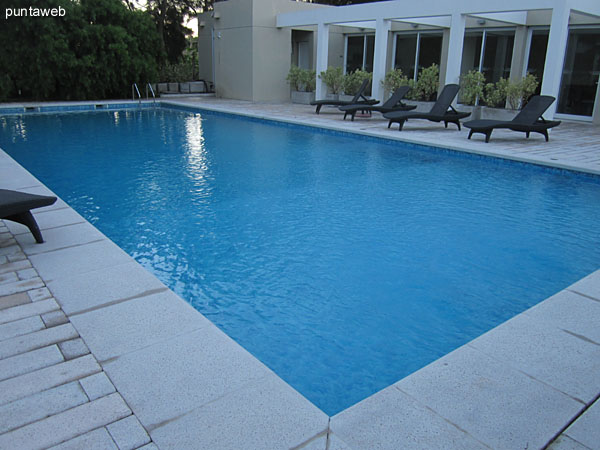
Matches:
[[383, 84, 470, 131], [464, 95, 561, 143], [338, 86, 417, 121], [310, 79, 378, 114], [0, 189, 57, 243]]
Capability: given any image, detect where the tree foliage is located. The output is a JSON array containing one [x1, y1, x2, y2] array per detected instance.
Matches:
[[0, 0, 164, 101]]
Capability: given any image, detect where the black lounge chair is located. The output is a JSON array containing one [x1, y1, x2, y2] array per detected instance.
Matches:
[[310, 79, 378, 114], [0, 189, 57, 243], [338, 86, 417, 121], [464, 95, 561, 143], [383, 84, 470, 131]]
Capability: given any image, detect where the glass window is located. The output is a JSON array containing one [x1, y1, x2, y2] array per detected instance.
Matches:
[[364, 35, 375, 72], [417, 34, 443, 75], [557, 28, 600, 117], [461, 33, 483, 74], [526, 29, 549, 91], [481, 31, 514, 83], [394, 35, 417, 77], [346, 36, 365, 73]]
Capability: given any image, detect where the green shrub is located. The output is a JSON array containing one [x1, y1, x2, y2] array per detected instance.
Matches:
[[343, 69, 372, 95], [319, 66, 344, 94], [483, 78, 509, 107], [286, 65, 303, 91], [506, 73, 539, 109], [381, 68, 414, 98], [299, 70, 316, 92], [459, 70, 486, 105], [413, 63, 439, 101]]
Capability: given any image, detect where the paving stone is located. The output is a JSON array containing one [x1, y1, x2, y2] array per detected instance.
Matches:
[[0, 258, 31, 275], [28, 286, 52, 302], [0, 244, 21, 257], [7, 252, 27, 263], [0, 272, 18, 285], [0, 238, 16, 248], [136, 444, 159, 450], [17, 268, 38, 280], [568, 269, 600, 301], [0, 292, 30, 310], [47, 261, 167, 315], [330, 385, 485, 450], [0, 381, 88, 434], [395, 345, 583, 449], [151, 374, 329, 450], [30, 240, 133, 282], [0, 354, 100, 405], [0, 315, 44, 341], [107, 415, 151, 450], [16, 222, 106, 255], [70, 291, 210, 361], [0, 276, 45, 297], [80, 372, 116, 401], [563, 400, 600, 449], [59, 337, 90, 360], [295, 435, 327, 450], [0, 323, 78, 359], [0, 255, 6, 265], [328, 434, 352, 450], [49, 427, 118, 450], [548, 435, 592, 450], [42, 309, 69, 327], [468, 312, 600, 403], [0, 392, 131, 449], [5, 207, 86, 236], [0, 297, 59, 325], [524, 290, 600, 344], [0, 344, 64, 382], [104, 326, 272, 429]]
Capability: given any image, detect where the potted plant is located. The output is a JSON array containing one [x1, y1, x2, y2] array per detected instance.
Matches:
[[342, 69, 372, 100], [287, 66, 316, 104], [319, 66, 344, 100], [480, 74, 539, 120], [459, 70, 486, 119], [381, 68, 412, 98]]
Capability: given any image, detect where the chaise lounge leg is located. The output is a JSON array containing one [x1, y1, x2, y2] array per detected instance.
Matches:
[[526, 131, 530, 138], [5, 211, 44, 243], [485, 130, 492, 143], [468, 130, 474, 140], [315, 105, 322, 114], [542, 129, 549, 142], [388, 121, 392, 128], [398, 120, 405, 131]]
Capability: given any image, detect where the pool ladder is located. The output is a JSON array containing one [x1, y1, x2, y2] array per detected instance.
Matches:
[[131, 83, 157, 106]]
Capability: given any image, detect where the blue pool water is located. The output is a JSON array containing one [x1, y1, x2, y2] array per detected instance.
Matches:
[[1, 108, 600, 415]]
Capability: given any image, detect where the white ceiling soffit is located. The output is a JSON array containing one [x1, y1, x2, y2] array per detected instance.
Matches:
[[391, 16, 452, 28], [467, 12, 528, 25], [336, 20, 376, 29]]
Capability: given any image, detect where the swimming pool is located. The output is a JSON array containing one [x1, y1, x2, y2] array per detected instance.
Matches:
[[1, 107, 599, 415]]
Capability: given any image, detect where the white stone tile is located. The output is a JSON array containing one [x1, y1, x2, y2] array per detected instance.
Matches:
[[151, 374, 328, 450], [70, 291, 210, 361], [548, 435, 591, 450], [0, 291, 30, 310], [16, 222, 106, 255], [47, 262, 167, 315], [0, 354, 100, 405], [468, 312, 600, 402], [42, 309, 69, 327], [59, 337, 90, 360], [80, 372, 116, 401], [0, 393, 130, 449], [107, 415, 151, 450], [0, 276, 45, 296], [395, 345, 583, 449], [136, 444, 159, 450], [299, 435, 328, 450], [330, 385, 485, 450], [328, 434, 353, 450], [0, 258, 31, 275], [29, 240, 133, 282], [0, 297, 59, 325], [567, 269, 600, 301], [524, 290, 600, 344], [0, 315, 44, 341], [0, 381, 88, 434], [104, 326, 272, 429], [0, 323, 78, 359], [0, 272, 18, 285], [28, 286, 52, 302], [49, 427, 118, 450], [5, 207, 86, 236], [0, 244, 21, 257], [17, 267, 38, 280], [0, 344, 64, 381], [564, 400, 600, 449]]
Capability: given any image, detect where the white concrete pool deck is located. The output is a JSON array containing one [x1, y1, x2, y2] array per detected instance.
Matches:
[[0, 98, 599, 449]]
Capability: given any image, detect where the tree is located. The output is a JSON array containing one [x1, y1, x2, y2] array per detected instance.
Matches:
[[0, 0, 164, 100]]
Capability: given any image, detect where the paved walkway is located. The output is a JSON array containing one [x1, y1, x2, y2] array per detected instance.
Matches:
[[1, 98, 599, 449]]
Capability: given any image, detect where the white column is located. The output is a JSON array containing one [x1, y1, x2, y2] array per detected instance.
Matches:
[[540, 3, 570, 118], [444, 13, 466, 89], [371, 18, 391, 101], [315, 22, 330, 100]]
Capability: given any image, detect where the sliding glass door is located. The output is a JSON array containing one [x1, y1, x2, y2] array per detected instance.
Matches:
[[557, 28, 600, 118], [393, 31, 442, 80]]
